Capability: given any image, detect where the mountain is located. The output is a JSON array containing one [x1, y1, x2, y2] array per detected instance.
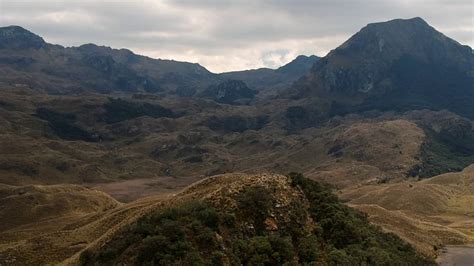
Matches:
[[0, 26, 317, 97], [289, 17, 474, 119], [277, 55, 320, 76], [221, 55, 319, 96], [0, 25, 47, 49], [0, 26, 218, 94]]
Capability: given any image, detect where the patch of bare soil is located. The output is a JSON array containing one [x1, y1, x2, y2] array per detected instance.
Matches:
[[436, 245, 474, 266]]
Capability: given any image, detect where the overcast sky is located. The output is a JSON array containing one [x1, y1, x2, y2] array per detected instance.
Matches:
[[0, 0, 472, 72]]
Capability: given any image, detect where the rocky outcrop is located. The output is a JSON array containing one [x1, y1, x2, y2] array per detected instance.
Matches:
[[200, 79, 257, 104]]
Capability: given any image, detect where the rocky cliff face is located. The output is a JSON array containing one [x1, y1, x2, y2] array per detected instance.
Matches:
[[200, 79, 257, 104]]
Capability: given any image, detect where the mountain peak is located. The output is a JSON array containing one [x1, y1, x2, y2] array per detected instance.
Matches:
[[336, 17, 458, 55], [319, 17, 471, 77], [290, 17, 473, 119], [277, 54, 319, 75], [366, 17, 428, 28], [0, 25, 46, 49]]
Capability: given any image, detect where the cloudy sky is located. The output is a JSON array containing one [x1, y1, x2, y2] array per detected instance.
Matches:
[[0, 0, 472, 72]]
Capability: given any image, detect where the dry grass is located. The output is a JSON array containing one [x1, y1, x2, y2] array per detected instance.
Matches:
[[0, 173, 307, 265], [342, 164, 474, 257]]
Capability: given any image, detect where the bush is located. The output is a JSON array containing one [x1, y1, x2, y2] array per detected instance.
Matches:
[[35, 108, 96, 141], [414, 128, 474, 178], [288, 172, 435, 265], [236, 186, 273, 233]]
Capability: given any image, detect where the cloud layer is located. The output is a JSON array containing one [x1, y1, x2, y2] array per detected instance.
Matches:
[[0, 0, 472, 72]]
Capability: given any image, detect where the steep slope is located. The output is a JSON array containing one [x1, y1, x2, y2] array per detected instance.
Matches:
[[0, 26, 217, 94], [289, 17, 473, 119]]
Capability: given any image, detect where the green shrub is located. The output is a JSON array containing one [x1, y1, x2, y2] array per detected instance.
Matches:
[[413, 128, 474, 178], [236, 186, 273, 233], [288, 172, 435, 265], [35, 108, 96, 141], [82, 174, 435, 265]]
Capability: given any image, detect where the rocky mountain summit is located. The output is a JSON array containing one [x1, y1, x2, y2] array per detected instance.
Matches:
[[0, 26, 47, 49]]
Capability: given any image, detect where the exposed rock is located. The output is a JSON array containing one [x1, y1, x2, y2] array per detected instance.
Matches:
[[200, 79, 257, 104]]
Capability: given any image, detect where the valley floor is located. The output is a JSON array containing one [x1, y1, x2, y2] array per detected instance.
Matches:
[[436, 245, 474, 265]]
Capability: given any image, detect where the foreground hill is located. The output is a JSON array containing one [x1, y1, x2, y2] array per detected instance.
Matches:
[[0, 173, 434, 265], [0, 183, 119, 232], [289, 17, 474, 119]]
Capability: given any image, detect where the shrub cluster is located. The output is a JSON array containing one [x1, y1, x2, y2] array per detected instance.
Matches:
[[81, 174, 435, 265]]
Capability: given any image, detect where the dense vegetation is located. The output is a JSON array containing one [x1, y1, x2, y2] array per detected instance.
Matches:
[[102, 98, 175, 123], [288, 173, 433, 264], [80, 174, 433, 265], [35, 108, 96, 141], [206, 115, 268, 133], [412, 127, 474, 178]]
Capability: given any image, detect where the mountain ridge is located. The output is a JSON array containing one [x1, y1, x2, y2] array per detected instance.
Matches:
[[0, 25, 317, 97]]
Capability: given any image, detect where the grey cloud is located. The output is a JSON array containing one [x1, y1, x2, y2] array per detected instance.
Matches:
[[0, 0, 472, 72]]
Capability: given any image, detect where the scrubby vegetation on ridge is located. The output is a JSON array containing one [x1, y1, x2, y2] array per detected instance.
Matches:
[[102, 98, 175, 124], [80, 173, 434, 265], [411, 128, 474, 178], [35, 107, 97, 141]]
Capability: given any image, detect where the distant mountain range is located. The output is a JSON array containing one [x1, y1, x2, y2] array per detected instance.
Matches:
[[1, 17, 472, 119], [0, 26, 317, 99], [221, 55, 319, 95]]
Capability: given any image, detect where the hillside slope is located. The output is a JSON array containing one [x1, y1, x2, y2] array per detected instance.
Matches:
[[342, 164, 474, 257]]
